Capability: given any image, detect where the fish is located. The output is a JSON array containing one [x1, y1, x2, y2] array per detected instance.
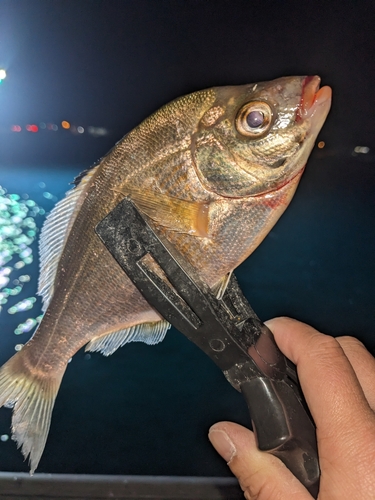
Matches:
[[0, 75, 331, 473]]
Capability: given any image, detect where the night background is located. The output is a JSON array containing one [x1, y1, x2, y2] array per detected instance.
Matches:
[[0, 0, 374, 483]]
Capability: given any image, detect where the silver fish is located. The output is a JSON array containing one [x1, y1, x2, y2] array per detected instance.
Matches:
[[0, 75, 331, 472]]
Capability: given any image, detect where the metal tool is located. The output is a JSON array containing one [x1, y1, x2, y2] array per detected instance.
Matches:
[[95, 197, 320, 498]]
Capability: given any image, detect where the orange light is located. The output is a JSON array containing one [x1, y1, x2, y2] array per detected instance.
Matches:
[[317, 141, 325, 149], [61, 120, 70, 129]]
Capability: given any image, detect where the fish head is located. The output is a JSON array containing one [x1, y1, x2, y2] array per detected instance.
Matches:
[[113, 76, 331, 286], [193, 76, 332, 197]]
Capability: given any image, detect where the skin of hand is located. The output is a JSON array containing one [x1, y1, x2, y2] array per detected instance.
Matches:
[[208, 317, 375, 499]]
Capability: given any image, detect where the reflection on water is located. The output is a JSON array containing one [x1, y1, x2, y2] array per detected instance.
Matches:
[[0, 167, 83, 367], [0, 186, 45, 342]]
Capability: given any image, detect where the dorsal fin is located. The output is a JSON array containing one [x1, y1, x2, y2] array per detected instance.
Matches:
[[38, 165, 100, 310], [72, 167, 93, 187], [73, 141, 121, 187]]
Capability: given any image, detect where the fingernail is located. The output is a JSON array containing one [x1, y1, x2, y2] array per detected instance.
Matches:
[[264, 318, 275, 328], [208, 429, 236, 463]]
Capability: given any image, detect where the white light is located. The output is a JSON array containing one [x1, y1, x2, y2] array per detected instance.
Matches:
[[0, 69, 6, 80], [0, 276, 9, 287], [354, 146, 370, 154], [77, 126, 84, 134], [88, 126, 108, 137]]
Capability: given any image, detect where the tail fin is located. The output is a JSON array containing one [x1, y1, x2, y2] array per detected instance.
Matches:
[[0, 352, 65, 474]]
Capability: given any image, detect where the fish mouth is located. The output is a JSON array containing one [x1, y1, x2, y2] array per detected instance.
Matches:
[[257, 76, 331, 198], [297, 75, 332, 122]]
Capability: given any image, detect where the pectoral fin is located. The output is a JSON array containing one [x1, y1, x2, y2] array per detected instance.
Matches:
[[211, 271, 233, 299], [113, 188, 210, 237]]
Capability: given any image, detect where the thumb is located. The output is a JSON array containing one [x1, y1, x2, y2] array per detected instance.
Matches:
[[208, 422, 313, 500]]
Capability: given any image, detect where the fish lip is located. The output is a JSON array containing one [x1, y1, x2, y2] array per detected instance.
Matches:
[[297, 76, 332, 122]]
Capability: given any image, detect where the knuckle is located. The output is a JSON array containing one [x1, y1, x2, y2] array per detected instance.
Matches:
[[237, 468, 283, 500], [306, 333, 342, 362], [336, 335, 367, 352]]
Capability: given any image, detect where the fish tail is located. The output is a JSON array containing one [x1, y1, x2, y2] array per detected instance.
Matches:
[[0, 351, 65, 474]]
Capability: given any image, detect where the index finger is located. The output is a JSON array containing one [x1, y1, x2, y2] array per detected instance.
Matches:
[[265, 317, 375, 439]]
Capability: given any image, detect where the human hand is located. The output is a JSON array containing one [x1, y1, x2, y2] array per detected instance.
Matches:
[[208, 317, 375, 499]]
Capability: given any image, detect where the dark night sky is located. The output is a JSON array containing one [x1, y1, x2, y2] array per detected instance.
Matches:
[[1, 0, 375, 152], [0, 0, 374, 478]]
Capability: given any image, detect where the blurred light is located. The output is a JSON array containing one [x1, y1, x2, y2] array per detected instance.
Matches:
[[0, 186, 48, 346], [0, 186, 43, 324], [39, 122, 46, 129], [353, 146, 370, 154], [88, 126, 108, 137], [317, 141, 325, 149], [26, 124, 38, 133], [47, 123, 58, 131], [0, 276, 9, 287], [61, 120, 70, 129], [0, 69, 6, 80], [14, 317, 37, 335], [0, 434, 9, 442], [8, 297, 36, 314], [11, 125, 22, 132], [77, 126, 84, 134]]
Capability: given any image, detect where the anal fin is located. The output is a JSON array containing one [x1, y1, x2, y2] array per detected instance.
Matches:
[[85, 320, 171, 356]]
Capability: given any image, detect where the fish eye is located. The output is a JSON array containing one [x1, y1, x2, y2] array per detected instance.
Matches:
[[235, 101, 273, 138]]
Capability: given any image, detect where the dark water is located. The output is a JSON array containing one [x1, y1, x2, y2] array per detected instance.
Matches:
[[0, 156, 374, 476]]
